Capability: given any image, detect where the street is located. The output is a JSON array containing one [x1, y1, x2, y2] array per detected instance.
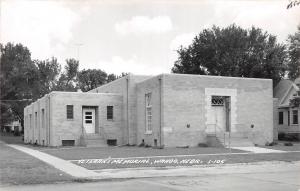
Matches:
[[2, 161, 300, 191]]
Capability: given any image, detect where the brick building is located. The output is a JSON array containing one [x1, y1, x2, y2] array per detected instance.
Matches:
[[24, 74, 274, 147]]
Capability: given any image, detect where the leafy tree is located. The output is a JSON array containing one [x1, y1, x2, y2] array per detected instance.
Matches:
[[287, 25, 300, 80], [34, 57, 61, 96], [107, 73, 117, 83], [172, 24, 287, 86], [78, 69, 108, 92], [54, 58, 79, 91], [0, 43, 38, 127]]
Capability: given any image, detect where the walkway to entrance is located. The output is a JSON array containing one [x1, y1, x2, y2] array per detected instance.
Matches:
[[230, 147, 286, 153]]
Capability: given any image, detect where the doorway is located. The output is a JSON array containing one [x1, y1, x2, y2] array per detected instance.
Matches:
[[82, 108, 95, 134], [211, 96, 231, 132]]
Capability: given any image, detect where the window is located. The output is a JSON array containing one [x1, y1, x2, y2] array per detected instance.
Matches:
[[29, 114, 32, 128], [66, 105, 73, 119], [41, 109, 45, 128], [145, 93, 152, 133], [211, 96, 224, 106], [107, 106, 113, 120], [288, 111, 290, 126], [278, 112, 284, 125], [35, 112, 37, 128], [292, 110, 298, 124]]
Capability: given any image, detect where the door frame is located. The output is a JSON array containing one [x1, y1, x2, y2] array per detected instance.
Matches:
[[82, 106, 98, 134]]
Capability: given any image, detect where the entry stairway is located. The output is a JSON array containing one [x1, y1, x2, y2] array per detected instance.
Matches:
[[206, 125, 253, 148], [84, 133, 107, 147]]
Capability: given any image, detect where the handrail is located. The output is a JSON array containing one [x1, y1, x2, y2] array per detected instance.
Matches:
[[80, 125, 87, 146]]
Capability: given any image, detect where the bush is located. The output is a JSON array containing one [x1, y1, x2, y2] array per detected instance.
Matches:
[[198, 143, 208, 147], [278, 133, 300, 141], [284, 142, 293, 146], [278, 132, 285, 140], [265, 142, 277, 146]]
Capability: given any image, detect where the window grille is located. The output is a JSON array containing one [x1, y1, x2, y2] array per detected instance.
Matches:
[[211, 96, 224, 106]]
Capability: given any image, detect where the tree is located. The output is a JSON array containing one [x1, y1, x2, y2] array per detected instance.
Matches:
[[107, 73, 117, 83], [172, 24, 287, 86], [0, 43, 38, 127], [287, 25, 300, 80], [78, 69, 108, 92], [34, 57, 61, 96], [54, 58, 79, 91]]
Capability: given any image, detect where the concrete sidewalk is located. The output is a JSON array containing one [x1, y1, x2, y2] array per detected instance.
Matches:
[[230, 147, 287, 153], [7, 144, 300, 181], [8, 144, 100, 178], [1, 161, 300, 191]]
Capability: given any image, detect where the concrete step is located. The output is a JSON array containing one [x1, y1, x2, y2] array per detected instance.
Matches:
[[222, 138, 254, 147], [85, 133, 102, 139], [85, 139, 107, 147], [206, 135, 224, 147]]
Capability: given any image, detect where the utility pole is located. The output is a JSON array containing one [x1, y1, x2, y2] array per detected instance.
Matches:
[[74, 43, 83, 62]]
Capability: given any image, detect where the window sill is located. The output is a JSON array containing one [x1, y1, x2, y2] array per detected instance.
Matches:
[[144, 131, 153, 135]]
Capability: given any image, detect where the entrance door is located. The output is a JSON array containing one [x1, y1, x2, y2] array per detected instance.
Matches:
[[212, 105, 226, 131], [83, 108, 95, 134]]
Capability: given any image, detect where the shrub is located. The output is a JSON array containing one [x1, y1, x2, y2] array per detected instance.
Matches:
[[284, 142, 293, 146], [278, 132, 285, 140], [265, 142, 277, 146], [198, 143, 208, 147]]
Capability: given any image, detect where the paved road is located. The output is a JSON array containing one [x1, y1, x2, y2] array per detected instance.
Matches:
[[2, 162, 300, 191]]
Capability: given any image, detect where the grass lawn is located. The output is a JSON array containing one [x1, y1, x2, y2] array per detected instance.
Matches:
[[41, 146, 246, 160], [0, 133, 23, 144], [72, 151, 300, 170], [0, 142, 75, 185]]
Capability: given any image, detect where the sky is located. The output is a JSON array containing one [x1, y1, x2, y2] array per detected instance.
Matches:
[[1, 0, 300, 75]]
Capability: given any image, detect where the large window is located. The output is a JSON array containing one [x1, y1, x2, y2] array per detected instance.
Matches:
[[107, 106, 113, 120], [278, 111, 284, 125], [66, 105, 74, 119], [292, 110, 298, 125], [145, 93, 152, 133]]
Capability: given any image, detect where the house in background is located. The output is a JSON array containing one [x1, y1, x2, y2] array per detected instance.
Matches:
[[274, 77, 300, 140], [1, 120, 21, 133], [24, 73, 274, 147]]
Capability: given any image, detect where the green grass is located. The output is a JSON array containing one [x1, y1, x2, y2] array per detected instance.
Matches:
[[0, 133, 24, 144], [41, 146, 246, 160], [0, 142, 75, 185], [72, 152, 300, 170]]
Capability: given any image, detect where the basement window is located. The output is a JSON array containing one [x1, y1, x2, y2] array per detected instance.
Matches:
[[107, 139, 117, 146], [66, 105, 73, 119], [62, 140, 75, 146]]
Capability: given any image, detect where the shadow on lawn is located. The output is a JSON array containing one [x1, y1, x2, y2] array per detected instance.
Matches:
[[0, 133, 24, 144]]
